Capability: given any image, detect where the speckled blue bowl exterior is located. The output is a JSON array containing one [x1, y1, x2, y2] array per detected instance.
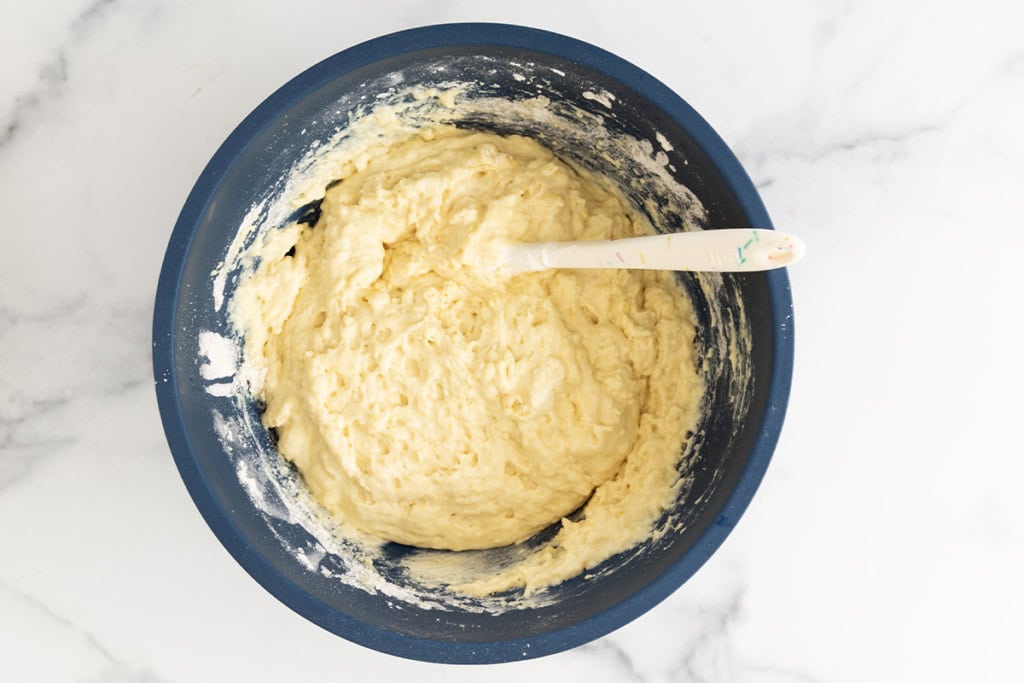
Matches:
[[153, 23, 793, 664]]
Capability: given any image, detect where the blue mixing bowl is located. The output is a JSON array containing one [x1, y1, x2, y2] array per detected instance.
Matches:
[[153, 23, 793, 663]]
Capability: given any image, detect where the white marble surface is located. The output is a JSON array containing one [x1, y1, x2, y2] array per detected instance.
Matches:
[[2, 0, 1023, 680]]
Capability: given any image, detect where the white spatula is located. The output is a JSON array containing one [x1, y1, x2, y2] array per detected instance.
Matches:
[[498, 229, 805, 274]]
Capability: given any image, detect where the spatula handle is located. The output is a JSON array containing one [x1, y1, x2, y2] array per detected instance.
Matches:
[[503, 229, 805, 273]]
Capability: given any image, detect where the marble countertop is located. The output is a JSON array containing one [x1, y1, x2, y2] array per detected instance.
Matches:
[[3, 1, 1022, 680]]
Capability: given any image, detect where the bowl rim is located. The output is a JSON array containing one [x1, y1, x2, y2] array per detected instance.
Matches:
[[153, 21, 793, 664]]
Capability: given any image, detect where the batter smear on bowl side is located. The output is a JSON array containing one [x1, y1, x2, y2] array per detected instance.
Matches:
[[232, 126, 703, 594]]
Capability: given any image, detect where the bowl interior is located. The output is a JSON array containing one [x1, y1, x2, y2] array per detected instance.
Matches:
[[156, 26, 789, 663]]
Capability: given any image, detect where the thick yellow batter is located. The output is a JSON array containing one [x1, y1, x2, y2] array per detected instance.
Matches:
[[233, 127, 702, 588]]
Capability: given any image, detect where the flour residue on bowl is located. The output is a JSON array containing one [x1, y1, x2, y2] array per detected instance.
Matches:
[[199, 65, 750, 612], [582, 89, 616, 109]]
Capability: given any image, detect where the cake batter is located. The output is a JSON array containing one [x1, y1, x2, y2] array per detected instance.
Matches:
[[232, 127, 702, 590]]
